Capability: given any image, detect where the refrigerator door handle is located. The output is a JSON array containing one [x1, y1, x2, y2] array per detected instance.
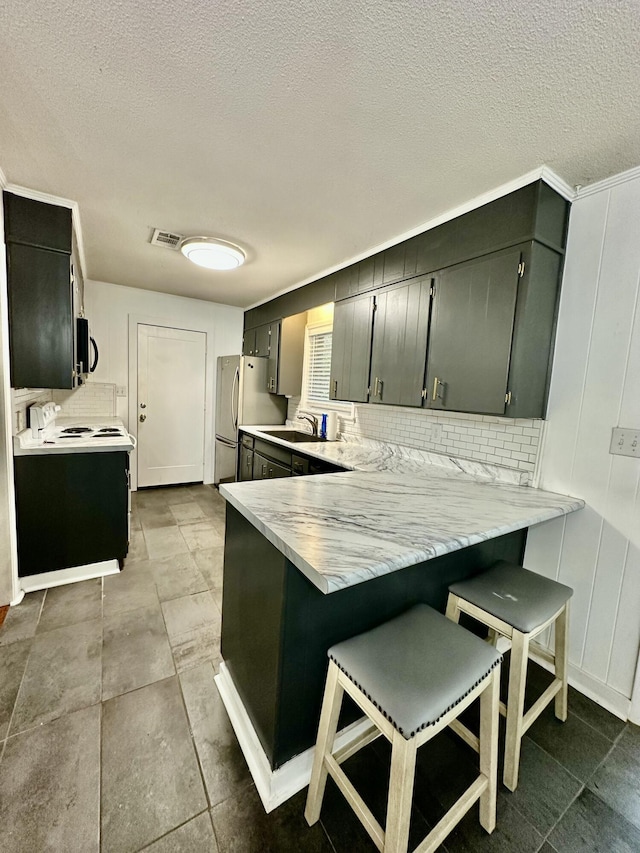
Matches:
[[216, 436, 237, 448], [231, 366, 239, 431]]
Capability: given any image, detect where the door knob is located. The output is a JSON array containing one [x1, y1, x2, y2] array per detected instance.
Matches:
[[139, 414, 146, 422]]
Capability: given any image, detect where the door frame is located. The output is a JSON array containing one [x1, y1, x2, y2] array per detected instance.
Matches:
[[128, 314, 212, 491]]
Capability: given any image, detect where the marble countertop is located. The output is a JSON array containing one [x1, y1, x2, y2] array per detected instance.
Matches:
[[221, 427, 584, 594]]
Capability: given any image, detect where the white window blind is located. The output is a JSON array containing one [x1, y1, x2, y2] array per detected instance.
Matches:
[[306, 330, 332, 403]]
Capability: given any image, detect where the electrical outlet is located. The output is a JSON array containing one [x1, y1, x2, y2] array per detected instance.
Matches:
[[116, 385, 127, 398], [610, 427, 640, 458]]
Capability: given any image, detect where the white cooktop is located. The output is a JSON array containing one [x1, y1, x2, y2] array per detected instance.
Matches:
[[14, 415, 135, 456]]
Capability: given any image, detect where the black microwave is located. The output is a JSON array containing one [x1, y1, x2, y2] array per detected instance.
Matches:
[[76, 318, 99, 384]]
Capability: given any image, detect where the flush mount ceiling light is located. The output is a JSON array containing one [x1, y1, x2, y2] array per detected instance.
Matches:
[[180, 237, 246, 270]]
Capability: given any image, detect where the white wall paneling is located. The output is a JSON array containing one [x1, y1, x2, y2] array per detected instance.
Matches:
[[86, 280, 243, 488], [525, 173, 640, 718]]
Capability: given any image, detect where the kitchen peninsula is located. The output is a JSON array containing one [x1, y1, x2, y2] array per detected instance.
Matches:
[[217, 430, 583, 811]]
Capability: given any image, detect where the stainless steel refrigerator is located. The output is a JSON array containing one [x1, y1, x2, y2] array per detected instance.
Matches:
[[215, 355, 287, 484]]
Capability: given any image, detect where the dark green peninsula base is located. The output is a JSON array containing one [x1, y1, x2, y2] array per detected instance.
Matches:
[[220, 503, 526, 771]]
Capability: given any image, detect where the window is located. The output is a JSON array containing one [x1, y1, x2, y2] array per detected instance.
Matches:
[[300, 319, 354, 417], [306, 326, 332, 403]]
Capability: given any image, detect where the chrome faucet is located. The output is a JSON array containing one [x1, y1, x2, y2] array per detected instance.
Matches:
[[297, 414, 319, 436]]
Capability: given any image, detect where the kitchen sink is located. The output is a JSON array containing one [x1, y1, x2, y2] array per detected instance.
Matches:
[[261, 429, 326, 443]]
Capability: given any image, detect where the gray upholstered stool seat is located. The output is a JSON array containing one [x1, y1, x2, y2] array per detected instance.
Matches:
[[448, 561, 573, 633], [305, 604, 502, 853], [329, 604, 501, 739], [447, 561, 573, 792]]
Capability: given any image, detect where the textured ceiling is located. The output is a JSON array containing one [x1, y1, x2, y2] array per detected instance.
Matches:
[[0, 0, 638, 307]]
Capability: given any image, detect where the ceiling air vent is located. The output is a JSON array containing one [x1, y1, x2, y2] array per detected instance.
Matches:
[[150, 228, 184, 250]]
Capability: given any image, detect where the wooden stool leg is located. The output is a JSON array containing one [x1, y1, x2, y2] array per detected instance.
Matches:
[[384, 731, 418, 853], [554, 602, 569, 722], [479, 667, 500, 833], [446, 593, 461, 624], [503, 630, 529, 792], [305, 662, 344, 826]]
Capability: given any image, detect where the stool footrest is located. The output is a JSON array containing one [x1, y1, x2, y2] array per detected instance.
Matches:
[[325, 753, 385, 851], [414, 775, 489, 853], [333, 721, 381, 766], [522, 678, 562, 735], [449, 719, 480, 752]]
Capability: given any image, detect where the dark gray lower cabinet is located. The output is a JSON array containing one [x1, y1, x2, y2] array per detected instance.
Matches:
[[425, 246, 522, 415], [253, 452, 290, 480], [239, 444, 253, 481], [369, 276, 432, 407], [14, 451, 129, 576], [221, 504, 526, 768], [330, 292, 374, 403]]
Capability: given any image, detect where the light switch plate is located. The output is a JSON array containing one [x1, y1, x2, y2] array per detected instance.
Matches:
[[610, 427, 640, 458]]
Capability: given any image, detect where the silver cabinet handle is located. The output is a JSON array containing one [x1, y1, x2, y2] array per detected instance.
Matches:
[[332, 379, 338, 398]]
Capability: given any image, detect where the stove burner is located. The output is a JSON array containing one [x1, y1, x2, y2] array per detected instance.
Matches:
[[61, 427, 92, 434], [94, 433, 121, 438], [97, 428, 121, 434]]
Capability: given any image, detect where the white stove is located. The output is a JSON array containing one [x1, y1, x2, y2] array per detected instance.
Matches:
[[14, 402, 135, 456]]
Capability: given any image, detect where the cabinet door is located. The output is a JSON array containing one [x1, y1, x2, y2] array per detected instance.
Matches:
[[267, 321, 280, 392], [253, 452, 290, 480], [239, 446, 254, 481], [254, 324, 270, 357], [7, 243, 74, 389], [369, 277, 432, 407], [243, 327, 256, 355], [14, 451, 129, 576], [330, 293, 374, 402], [425, 247, 521, 415]]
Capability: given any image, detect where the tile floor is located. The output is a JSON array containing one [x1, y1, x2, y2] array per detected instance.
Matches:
[[0, 483, 638, 852]]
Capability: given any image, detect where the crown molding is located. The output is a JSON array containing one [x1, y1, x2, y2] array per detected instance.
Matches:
[[575, 164, 640, 198], [246, 165, 576, 311], [4, 181, 87, 279]]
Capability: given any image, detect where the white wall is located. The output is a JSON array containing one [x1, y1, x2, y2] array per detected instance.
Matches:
[[524, 170, 640, 719], [85, 280, 243, 486]]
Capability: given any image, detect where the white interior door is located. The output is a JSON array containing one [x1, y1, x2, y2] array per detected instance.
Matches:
[[137, 324, 206, 488]]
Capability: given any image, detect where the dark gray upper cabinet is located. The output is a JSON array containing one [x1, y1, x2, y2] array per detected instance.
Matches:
[[267, 314, 305, 396], [369, 277, 432, 407], [332, 180, 567, 301], [330, 292, 374, 403], [506, 242, 563, 419], [242, 326, 256, 356], [254, 324, 271, 357], [3, 192, 75, 389], [243, 322, 270, 356], [425, 247, 522, 416]]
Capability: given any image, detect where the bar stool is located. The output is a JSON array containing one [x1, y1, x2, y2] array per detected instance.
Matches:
[[446, 561, 573, 791], [305, 604, 502, 853]]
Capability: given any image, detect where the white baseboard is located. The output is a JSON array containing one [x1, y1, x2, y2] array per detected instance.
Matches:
[[529, 645, 630, 721], [19, 559, 120, 593], [215, 661, 373, 813]]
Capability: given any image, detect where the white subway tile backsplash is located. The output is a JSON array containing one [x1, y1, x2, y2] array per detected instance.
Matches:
[[52, 382, 116, 417], [288, 396, 543, 475]]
